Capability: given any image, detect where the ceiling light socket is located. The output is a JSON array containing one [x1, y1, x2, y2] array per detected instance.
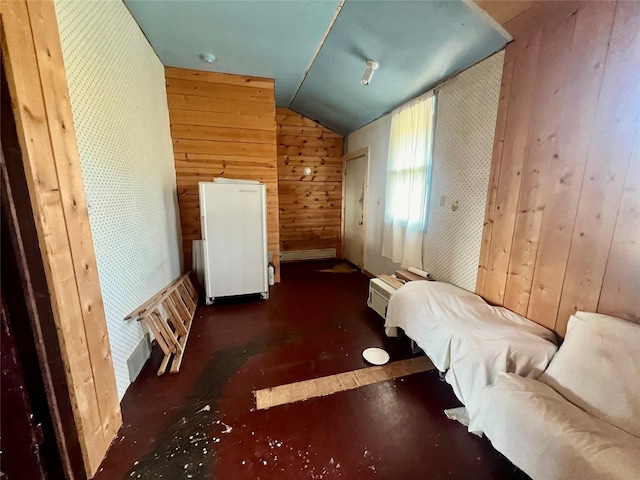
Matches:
[[199, 53, 217, 64], [361, 59, 379, 85]]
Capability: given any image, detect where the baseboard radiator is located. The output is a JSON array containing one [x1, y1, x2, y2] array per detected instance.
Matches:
[[280, 248, 337, 262]]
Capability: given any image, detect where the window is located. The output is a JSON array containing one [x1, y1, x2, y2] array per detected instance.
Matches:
[[382, 93, 436, 267]]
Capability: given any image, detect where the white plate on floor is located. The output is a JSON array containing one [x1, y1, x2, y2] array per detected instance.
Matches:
[[362, 347, 390, 365]]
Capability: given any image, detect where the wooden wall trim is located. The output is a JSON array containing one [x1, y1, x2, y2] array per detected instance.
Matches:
[[164, 66, 274, 88], [276, 108, 344, 254], [343, 147, 368, 162], [476, 46, 515, 294], [482, 27, 543, 306], [2, 0, 121, 476], [477, 0, 640, 335], [27, 0, 121, 441], [2, 60, 86, 480]]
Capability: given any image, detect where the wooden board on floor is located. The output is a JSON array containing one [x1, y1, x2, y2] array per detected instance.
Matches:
[[255, 356, 435, 410]]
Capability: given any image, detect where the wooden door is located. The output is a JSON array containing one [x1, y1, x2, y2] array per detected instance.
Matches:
[[343, 154, 367, 268]]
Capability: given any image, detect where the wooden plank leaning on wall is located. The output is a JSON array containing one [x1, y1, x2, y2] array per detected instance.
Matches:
[[476, 0, 640, 336], [2, 0, 121, 477], [165, 67, 281, 281], [276, 108, 344, 254]]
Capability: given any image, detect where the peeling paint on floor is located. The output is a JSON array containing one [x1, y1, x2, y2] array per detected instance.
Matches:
[[123, 341, 262, 479]]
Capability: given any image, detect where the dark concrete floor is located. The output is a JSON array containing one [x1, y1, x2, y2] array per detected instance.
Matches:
[[95, 260, 528, 480]]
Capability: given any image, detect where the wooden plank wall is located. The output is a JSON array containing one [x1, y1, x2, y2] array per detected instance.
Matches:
[[276, 108, 344, 253], [2, 0, 121, 476], [476, 1, 640, 336], [165, 67, 280, 281]]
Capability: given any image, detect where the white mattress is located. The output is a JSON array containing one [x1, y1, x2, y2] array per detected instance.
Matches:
[[385, 281, 558, 431], [477, 373, 640, 480]]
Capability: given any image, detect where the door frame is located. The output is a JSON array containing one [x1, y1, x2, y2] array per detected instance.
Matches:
[[2, 2, 122, 475], [1, 56, 86, 479], [341, 147, 370, 270]]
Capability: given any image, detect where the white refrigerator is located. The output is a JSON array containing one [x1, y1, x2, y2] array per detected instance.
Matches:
[[199, 181, 269, 304]]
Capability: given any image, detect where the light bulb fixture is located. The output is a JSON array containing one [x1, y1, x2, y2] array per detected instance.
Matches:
[[199, 53, 217, 64], [361, 59, 379, 85]]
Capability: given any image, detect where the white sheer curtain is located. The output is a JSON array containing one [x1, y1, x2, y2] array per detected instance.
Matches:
[[382, 93, 436, 268]]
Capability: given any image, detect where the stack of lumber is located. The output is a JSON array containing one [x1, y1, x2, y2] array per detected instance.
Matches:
[[125, 273, 199, 375]]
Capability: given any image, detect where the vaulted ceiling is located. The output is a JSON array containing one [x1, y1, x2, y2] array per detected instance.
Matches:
[[125, 0, 510, 135]]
